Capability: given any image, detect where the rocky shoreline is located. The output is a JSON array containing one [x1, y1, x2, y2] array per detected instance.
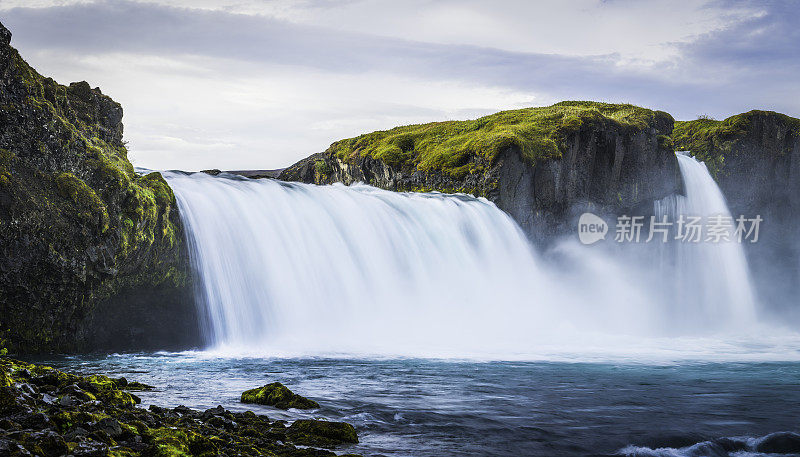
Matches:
[[0, 357, 361, 456]]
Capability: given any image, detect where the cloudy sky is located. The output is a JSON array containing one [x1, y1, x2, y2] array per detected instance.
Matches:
[[0, 0, 796, 170]]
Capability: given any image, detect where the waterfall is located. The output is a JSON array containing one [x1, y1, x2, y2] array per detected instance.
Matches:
[[164, 161, 760, 359], [654, 153, 757, 328], [164, 172, 558, 356]]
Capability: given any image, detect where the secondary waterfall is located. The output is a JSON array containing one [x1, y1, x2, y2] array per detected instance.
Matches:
[[164, 157, 760, 359], [654, 153, 757, 329]]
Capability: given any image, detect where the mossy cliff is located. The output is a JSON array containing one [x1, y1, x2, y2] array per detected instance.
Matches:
[[673, 111, 800, 214], [673, 111, 800, 312], [0, 22, 198, 353], [281, 101, 681, 239]]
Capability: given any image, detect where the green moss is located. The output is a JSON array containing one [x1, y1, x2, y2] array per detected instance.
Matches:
[[241, 382, 320, 410], [286, 419, 358, 447], [328, 101, 671, 177], [146, 427, 219, 457], [0, 149, 13, 187], [673, 110, 800, 177], [52, 410, 110, 433], [314, 159, 333, 183], [55, 172, 111, 232], [96, 389, 140, 408], [83, 374, 115, 391]]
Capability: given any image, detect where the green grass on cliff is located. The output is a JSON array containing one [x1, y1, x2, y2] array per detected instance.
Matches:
[[5, 46, 181, 259], [327, 101, 671, 178], [673, 110, 800, 177]]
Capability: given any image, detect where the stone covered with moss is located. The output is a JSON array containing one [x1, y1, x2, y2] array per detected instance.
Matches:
[[0, 21, 197, 353], [241, 382, 320, 410], [281, 101, 681, 241], [672, 110, 800, 216], [0, 357, 361, 456], [285, 420, 358, 447], [673, 111, 800, 178]]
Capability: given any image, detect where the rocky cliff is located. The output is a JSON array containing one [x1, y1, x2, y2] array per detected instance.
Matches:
[[281, 101, 682, 240], [673, 111, 800, 314], [0, 22, 198, 353]]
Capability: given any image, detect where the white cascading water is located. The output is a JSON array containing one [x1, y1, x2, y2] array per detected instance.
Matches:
[[163, 155, 768, 360], [166, 172, 555, 357], [654, 153, 757, 329]]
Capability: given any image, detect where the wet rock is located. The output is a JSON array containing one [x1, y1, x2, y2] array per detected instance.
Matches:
[[71, 440, 109, 456], [13, 370, 31, 380], [58, 395, 79, 407], [1, 357, 360, 456], [15, 384, 34, 396], [0, 387, 25, 414], [124, 380, 155, 391], [172, 405, 197, 417], [58, 384, 95, 402], [286, 419, 359, 447], [202, 404, 226, 417], [0, 419, 19, 430], [0, 438, 30, 456], [206, 414, 237, 431], [19, 412, 50, 429], [26, 430, 68, 457], [64, 426, 89, 441], [241, 382, 320, 410], [94, 417, 123, 438]]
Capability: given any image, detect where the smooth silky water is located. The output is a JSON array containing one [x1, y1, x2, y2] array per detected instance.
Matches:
[[66, 156, 800, 456]]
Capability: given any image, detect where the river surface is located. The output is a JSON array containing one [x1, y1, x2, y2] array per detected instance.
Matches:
[[33, 353, 800, 457]]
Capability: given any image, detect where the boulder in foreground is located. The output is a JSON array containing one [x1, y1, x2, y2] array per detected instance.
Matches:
[[241, 382, 320, 409], [287, 419, 359, 447]]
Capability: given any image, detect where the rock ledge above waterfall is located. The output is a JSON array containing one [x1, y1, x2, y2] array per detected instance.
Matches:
[[280, 101, 682, 240]]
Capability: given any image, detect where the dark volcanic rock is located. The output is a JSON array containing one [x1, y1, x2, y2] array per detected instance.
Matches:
[[0, 21, 198, 353], [0, 358, 361, 456], [280, 102, 681, 242], [286, 419, 359, 447], [241, 382, 320, 410]]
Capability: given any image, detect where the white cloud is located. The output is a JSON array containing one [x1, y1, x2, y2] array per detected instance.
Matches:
[[23, 49, 540, 170], [1, 0, 794, 171]]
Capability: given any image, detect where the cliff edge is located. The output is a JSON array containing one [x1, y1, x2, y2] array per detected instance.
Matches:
[[280, 101, 682, 240]]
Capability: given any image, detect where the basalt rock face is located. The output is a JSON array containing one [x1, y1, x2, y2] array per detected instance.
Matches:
[[281, 102, 682, 241], [0, 22, 198, 353], [673, 111, 800, 315]]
